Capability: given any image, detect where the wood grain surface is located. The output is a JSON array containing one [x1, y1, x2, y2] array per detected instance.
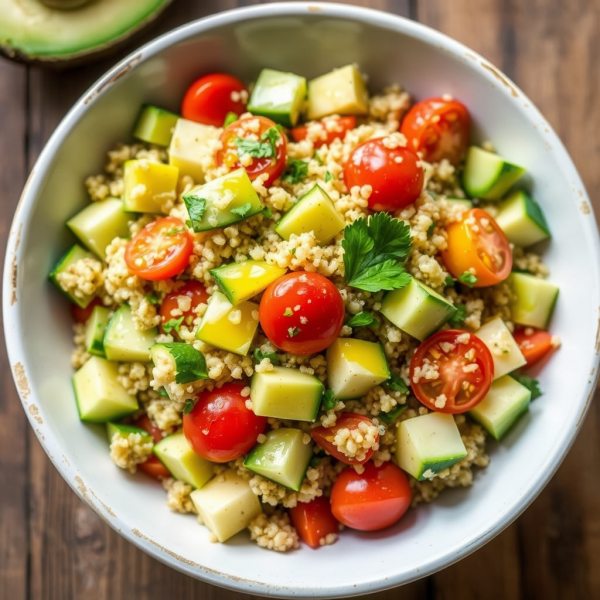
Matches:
[[1, 0, 598, 598]]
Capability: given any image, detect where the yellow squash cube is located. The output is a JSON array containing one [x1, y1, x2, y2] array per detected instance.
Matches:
[[123, 159, 178, 214]]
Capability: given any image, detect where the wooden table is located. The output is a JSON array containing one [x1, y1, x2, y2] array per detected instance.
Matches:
[[1, 1, 598, 598]]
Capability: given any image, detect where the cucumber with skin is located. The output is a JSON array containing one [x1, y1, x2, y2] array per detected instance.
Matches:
[[150, 343, 208, 384], [103, 305, 157, 362], [509, 272, 559, 329], [495, 189, 550, 247], [133, 105, 179, 147], [84, 305, 111, 357], [49, 244, 97, 308], [475, 318, 526, 379], [106, 422, 152, 445]]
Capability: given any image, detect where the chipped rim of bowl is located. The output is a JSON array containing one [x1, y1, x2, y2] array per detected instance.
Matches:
[[3, 2, 600, 598]]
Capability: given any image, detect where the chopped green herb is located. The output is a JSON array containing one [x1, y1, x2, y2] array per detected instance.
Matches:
[[183, 399, 195, 415], [231, 202, 253, 218], [185, 219, 193, 228], [262, 126, 281, 157], [427, 221, 437, 236], [428, 191, 439, 200], [158, 387, 170, 398], [448, 303, 467, 327], [283, 308, 294, 317], [445, 275, 457, 287], [513, 373, 542, 400], [314, 153, 324, 166], [235, 126, 280, 159], [253, 348, 280, 366], [262, 207, 273, 218], [282, 158, 309, 183], [145, 292, 159, 305], [162, 316, 184, 335], [384, 372, 409, 394], [379, 405, 407, 424], [321, 389, 337, 411], [459, 271, 478, 287], [185, 196, 207, 230], [223, 111, 238, 127], [324, 170, 334, 183], [290, 247, 297, 255], [166, 228, 185, 236], [347, 311, 376, 327], [288, 326, 301, 338], [309, 455, 322, 468]]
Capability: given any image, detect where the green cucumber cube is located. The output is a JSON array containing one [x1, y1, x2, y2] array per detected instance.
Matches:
[[475, 318, 526, 379], [150, 343, 208, 384], [446, 197, 474, 209], [103, 305, 157, 362], [49, 244, 97, 308], [106, 422, 152, 445], [84, 305, 111, 357], [509, 272, 559, 329], [133, 105, 179, 147], [123, 159, 179, 214], [495, 189, 550, 247]]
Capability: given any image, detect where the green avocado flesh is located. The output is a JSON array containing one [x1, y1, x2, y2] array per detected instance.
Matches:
[[0, 0, 171, 61]]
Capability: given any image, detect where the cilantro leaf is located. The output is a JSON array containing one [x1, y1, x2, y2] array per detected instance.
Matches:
[[162, 316, 184, 335], [448, 303, 467, 327], [347, 311, 376, 327], [288, 326, 302, 338], [145, 292, 159, 305], [262, 207, 273, 218], [427, 221, 437, 236], [236, 126, 281, 159], [223, 111, 238, 127], [282, 158, 309, 184], [379, 405, 407, 424], [513, 374, 542, 400], [262, 126, 281, 157], [445, 275, 457, 287], [321, 389, 337, 411], [325, 170, 334, 183], [459, 271, 478, 287], [283, 308, 293, 317], [185, 219, 193, 228], [183, 195, 207, 231], [183, 399, 195, 415], [384, 372, 409, 394], [253, 348, 280, 366], [158, 387, 170, 398], [231, 202, 253, 218]]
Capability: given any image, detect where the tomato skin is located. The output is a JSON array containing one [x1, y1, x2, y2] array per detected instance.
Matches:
[[330, 462, 412, 532], [442, 208, 513, 287], [289, 497, 340, 549], [291, 116, 356, 148], [125, 217, 193, 282], [138, 456, 171, 480], [159, 281, 209, 336], [182, 73, 248, 127], [216, 116, 287, 187], [410, 329, 494, 414], [259, 272, 345, 355], [71, 297, 103, 323], [311, 414, 379, 465], [183, 383, 267, 463], [344, 139, 424, 212], [400, 97, 470, 165], [133, 415, 166, 444], [513, 328, 556, 368]]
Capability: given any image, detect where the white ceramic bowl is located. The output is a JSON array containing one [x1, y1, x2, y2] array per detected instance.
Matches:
[[4, 3, 600, 597]]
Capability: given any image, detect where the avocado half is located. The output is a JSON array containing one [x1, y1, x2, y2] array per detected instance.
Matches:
[[0, 0, 173, 67]]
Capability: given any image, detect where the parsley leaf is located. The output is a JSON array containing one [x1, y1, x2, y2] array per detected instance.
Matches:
[[325, 170, 334, 183], [321, 389, 337, 411], [145, 292, 159, 305], [342, 213, 412, 293], [427, 221, 437, 236], [236, 126, 281, 159], [185, 219, 193, 228], [384, 372, 409, 394], [445, 275, 457, 287], [513, 374, 542, 400], [379, 405, 407, 424], [166, 228, 185, 236], [459, 271, 478, 287], [262, 207, 273, 219], [283, 308, 293, 317], [448, 303, 467, 327], [262, 126, 281, 156], [183, 195, 207, 231], [282, 158, 309, 183], [183, 399, 195, 415], [163, 316, 184, 335], [231, 202, 253, 218], [347, 311, 376, 327], [253, 348, 280, 365], [288, 326, 302, 338], [158, 387, 170, 398], [223, 111, 238, 127]]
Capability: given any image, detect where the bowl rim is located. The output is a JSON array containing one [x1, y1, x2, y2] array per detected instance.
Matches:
[[4, 2, 600, 597]]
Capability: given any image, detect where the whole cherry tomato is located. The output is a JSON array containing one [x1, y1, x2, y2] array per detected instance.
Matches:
[[291, 116, 356, 148]]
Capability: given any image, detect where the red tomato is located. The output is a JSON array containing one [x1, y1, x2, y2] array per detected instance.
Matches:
[[182, 73, 248, 127], [259, 272, 345, 355], [125, 217, 193, 282], [183, 383, 267, 463], [344, 139, 424, 212], [330, 462, 412, 531], [442, 209, 513, 287], [216, 116, 287, 187], [311, 414, 379, 466], [289, 497, 340, 549], [291, 116, 356, 148], [133, 414, 166, 444], [400, 97, 470, 165], [410, 329, 494, 414], [70, 297, 103, 323], [513, 328, 556, 368], [138, 456, 171, 480], [159, 281, 209, 336]]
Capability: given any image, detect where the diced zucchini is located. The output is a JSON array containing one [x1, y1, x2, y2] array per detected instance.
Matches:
[[509, 272, 559, 329], [495, 189, 550, 247], [195, 291, 259, 356], [247, 68, 307, 127], [103, 305, 157, 362], [66, 198, 131, 260], [106, 422, 152, 445], [396, 412, 467, 481], [380, 277, 456, 341], [153, 432, 214, 489], [72, 356, 138, 422], [462, 146, 525, 200], [210, 260, 287, 305], [243, 428, 313, 491], [475, 317, 526, 379], [49, 244, 97, 308], [275, 184, 345, 244], [123, 159, 179, 214], [326, 338, 390, 400], [190, 471, 262, 543], [183, 168, 264, 232], [250, 366, 323, 421], [307, 64, 369, 120], [133, 105, 179, 147], [150, 343, 208, 384], [469, 375, 531, 440], [446, 197, 474, 210], [84, 305, 111, 357]]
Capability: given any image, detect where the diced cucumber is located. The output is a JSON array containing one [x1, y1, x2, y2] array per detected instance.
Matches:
[[326, 338, 390, 400], [250, 366, 323, 421], [509, 272, 559, 329], [150, 343, 208, 384], [72, 356, 138, 422], [123, 159, 179, 214], [307, 64, 369, 120], [243, 428, 313, 491], [247, 68, 307, 127], [133, 105, 179, 147], [210, 260, 287, 305], [396, 412, 467, 481], [49, 244, 97, 308], [380, 277, 456, 341], [153, 432, 214, 489], [190, 470, 262, 543], [66, 198, 131, 260], [446, 197, 474, 210], [475, 317, 526, 379], [495, 189, 550, 247], [462, 146, 525, 200], [275, 184, 346, 245], [84, 305, 111, 357], [103, 305, 157, 362], [469, 375, 531, 440], [106, 422, 152, 445], [183, 168, 264, 232], [195, 291, 259, 356]]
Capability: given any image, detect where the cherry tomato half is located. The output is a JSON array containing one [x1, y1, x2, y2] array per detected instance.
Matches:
[[291, 116, 356, 148], [183, 383, 267, 463], [259, 272, 345, 355], [125, 217, 193, 282], [400, 97, 470, 165], [182, 73, 248, 127], [133, 415, 166, 444], [344, 138, 424, 212], [159, 281, 209, 336], [442, 208, 513, 287], [330, 462, 412, 531], [289, 497, 340, 549], [133, 415, 170, 480], [513, 328, 556, 368], [71, 297, 103, 323], [216, 116, 287, 187], [311, 413, 379, 465], [410, 329, 494, 414]]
